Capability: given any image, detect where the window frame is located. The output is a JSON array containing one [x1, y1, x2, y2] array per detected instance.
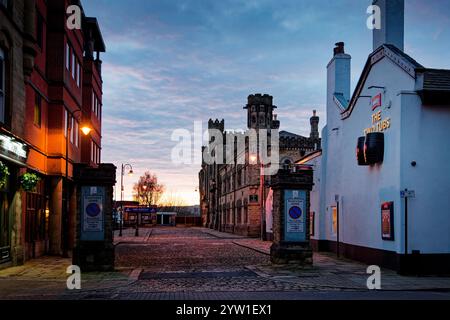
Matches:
[[34, 93, 42, 127], [65, 43, 70, 71]]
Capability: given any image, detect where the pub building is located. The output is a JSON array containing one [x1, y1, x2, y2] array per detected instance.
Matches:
[[1, 0, 105, 270], [298, 0, 450, 274]]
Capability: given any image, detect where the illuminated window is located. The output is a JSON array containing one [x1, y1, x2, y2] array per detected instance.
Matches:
[[64, 109, 68, 137], [331, 206, 337, 235], [34, 94, 41, 127], [70, 116, 74, 143], [74, 121, 79, 147]]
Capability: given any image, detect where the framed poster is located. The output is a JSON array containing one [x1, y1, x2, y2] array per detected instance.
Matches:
[[284, 190, 307, 242], [381, 202, 395, 241], [81, 186, 105, 241]]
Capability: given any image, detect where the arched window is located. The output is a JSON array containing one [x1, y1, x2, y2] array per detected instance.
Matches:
[[0, 48, 5, 123]]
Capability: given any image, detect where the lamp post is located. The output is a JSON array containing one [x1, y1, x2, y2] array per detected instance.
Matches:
[[119, 163, 133, 237], [63, 109, 92, 258]]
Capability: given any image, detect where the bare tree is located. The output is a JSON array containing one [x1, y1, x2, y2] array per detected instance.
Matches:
[[133, 171, 165, 207]]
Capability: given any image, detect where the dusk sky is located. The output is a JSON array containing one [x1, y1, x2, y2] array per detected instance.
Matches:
[[82, 0, 450, 205]]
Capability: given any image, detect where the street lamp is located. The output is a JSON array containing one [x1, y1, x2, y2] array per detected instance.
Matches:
[[63, 110, 92, 258], [119, 163, 133, 237]]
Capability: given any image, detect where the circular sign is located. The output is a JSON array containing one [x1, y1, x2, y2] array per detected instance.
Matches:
[[288, 206, 302, 220], [86, 203, 101, 217]]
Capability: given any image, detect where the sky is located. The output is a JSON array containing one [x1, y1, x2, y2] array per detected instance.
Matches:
[[82, 0, 450, 205]]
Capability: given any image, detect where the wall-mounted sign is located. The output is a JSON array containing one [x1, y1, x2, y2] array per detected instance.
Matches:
[[371, 93, 382, 111], [284, 190, 307, 242], [400, 190, 415, 199], [364, 110, 391, 135], [381, 202, 395, 241], [81, 186, 105, 241], [0, 134, 29, 164]]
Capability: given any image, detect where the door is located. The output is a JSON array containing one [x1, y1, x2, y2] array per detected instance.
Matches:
[[0, 192, 10, 264]]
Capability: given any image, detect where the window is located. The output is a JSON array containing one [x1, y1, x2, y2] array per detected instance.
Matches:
[[0, 0, 9, 9], [76, 62, 81, 87], [72, 52, 76, 79], [66, 44, 70, 70], [70, 116, 74, 143], [34, 94, 41, 127], [331, 206, 337, 235], [74, 121, 79, 147], [92, 92, 95, 112], [64, 109, 68, 137], [0, 48, 4, 123], [36, 11, 44, 49]]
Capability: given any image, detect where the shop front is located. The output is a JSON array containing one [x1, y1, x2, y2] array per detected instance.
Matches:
[[0, 131, 29, 269]]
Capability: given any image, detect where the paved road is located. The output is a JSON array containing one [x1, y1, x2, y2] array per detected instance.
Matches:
[[2, 227, 450, 300]]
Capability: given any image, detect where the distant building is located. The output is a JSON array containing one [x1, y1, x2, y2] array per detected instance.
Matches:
[[302, 0, 450, 274], [199, 94, 320, 238]]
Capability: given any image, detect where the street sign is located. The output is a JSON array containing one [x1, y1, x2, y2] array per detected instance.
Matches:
[[400, 190, 415, 199]]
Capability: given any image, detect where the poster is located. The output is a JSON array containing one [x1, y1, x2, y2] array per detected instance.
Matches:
[[381, 202, 394, 241], [284, 190, 307, 242], [81, 186, 105, 241]]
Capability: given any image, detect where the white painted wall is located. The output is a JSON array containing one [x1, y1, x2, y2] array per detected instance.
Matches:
[[317, 51, 450, 255]]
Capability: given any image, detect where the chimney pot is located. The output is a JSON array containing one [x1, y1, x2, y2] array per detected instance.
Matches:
[[333, 42, 345, 56]]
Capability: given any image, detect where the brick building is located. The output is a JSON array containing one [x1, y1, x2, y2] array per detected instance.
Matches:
[[0, 0, 105, 270], [199, 94, 320, 238]]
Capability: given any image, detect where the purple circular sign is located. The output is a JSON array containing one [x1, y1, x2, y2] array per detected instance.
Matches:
[[288, 206, 302, 220], [86, 203, 101, 217]]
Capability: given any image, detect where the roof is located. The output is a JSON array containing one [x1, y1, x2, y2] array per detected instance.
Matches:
[[84, 17, 106, 52], [280, 131, 307, 139], [384, 44, 424, 69], [296, 149, 322, 164], [417, 68, 450, 91], [341, 44, 425, 119]]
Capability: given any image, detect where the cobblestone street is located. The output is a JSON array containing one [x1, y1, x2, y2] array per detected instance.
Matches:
[[1, 227, 450, 300]]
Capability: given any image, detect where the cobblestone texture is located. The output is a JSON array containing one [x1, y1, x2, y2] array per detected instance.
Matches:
[[1, 227, 450, 300]]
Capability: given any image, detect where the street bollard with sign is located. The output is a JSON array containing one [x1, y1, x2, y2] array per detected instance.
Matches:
[[269, 166, 314, 265]]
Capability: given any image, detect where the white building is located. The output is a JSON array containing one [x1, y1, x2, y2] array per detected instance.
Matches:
[[298, 0, 450, 274]]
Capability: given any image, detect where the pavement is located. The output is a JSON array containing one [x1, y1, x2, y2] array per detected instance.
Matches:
[[0, 226, 449, 300]]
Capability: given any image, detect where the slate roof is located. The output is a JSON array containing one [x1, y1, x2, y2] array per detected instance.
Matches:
[[417, 68, 450, 91]]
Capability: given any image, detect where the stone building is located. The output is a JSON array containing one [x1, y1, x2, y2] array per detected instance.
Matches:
[[0, 0, 105, 270], [199, 94, 320, 238]]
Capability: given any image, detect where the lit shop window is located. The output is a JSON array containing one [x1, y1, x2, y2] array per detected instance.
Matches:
[[74, 121, 79, 147], [0, 48, 5, 123]]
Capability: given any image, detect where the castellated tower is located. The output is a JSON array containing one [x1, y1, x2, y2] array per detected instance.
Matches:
[[244, 94, 278, 130], [310, 110, 320, 140], [208, 119, 225, 142]]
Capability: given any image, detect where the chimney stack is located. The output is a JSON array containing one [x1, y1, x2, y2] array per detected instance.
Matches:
[[372, 0, 405, 51]]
